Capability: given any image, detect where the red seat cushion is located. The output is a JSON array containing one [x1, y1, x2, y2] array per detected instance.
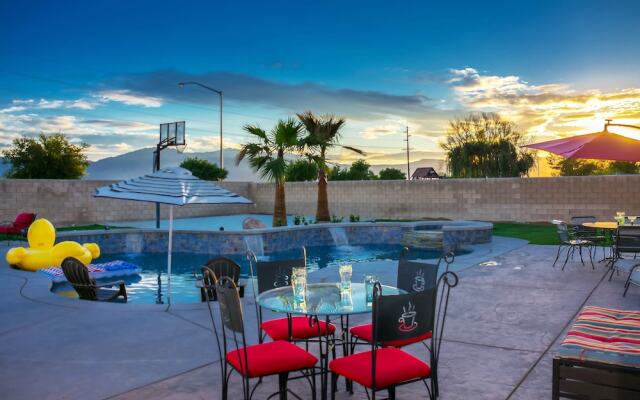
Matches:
[[329, 348, 431, 389], [351, 323, 432, 347], [226, 340, 317, 378], [261, 316, 336, 340]]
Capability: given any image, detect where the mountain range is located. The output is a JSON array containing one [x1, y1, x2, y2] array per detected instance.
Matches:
[[0, 148, 446, 181]]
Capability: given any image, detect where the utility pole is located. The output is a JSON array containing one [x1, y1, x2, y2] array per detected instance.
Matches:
[[404, 126, 411, 180]]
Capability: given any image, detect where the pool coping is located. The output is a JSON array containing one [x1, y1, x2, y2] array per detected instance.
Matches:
[[56, 219, 492, 237]]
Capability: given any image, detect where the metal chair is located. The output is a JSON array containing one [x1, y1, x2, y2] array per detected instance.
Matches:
[[61, 257, 127, 302], [570, 216, 607, 259], [610, 226, 640, 289], [350, 249, 454, 349], [246, 248, 336, 343], [552, 222, 594, 270], [330, 271, 459, 400], [206, 275, 318, 400], [195, 257, 244, 301]]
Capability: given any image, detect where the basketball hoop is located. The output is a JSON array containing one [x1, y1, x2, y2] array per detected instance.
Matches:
[[176, 144, 187, 154], [153, 121, 187, 229]]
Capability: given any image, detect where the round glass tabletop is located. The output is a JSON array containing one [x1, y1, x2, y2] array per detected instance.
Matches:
[[256, 282, 405, 316]]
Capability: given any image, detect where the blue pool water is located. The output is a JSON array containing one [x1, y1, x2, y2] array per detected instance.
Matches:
[[113, 214, 299, 231], [52, 244, 466, 304]]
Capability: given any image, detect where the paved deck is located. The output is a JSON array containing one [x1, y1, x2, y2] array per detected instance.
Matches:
[[1, 239, 638, 399]]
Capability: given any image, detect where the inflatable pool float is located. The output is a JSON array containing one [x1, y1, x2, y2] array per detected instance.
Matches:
[[5, 218, 100, 271]]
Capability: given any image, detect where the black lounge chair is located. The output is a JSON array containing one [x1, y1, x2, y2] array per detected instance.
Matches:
[[195, 257, 245, 301], [61, 257, 127, 302]]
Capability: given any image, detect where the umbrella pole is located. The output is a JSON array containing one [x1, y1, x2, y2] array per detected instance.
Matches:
[[167, 205, 173, 306]]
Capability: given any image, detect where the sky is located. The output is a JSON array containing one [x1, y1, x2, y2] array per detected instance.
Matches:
[[1, 0, 640, 165]]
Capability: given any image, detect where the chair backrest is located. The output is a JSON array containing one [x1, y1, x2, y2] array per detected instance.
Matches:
[[372, 284, 437, 344], [214, 277, 250, 375], [570, 216, 597, 237], [616, 226, 640, 254], [203, 257, 241, 284], [371, 271, 459, 387], [556, 222, 570, 242], [249, 247, 307, 294], [14, 213, 36, 230], [61, 257, 97, 300], [396, 250, 455, 293]]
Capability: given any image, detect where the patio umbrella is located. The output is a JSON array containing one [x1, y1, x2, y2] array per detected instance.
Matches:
[[524, 125, 640, 162], [95, 167, 252, 305]]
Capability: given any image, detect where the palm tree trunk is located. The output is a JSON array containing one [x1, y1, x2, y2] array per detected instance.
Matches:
[[273, 181, 287, 227], [316, 168, 330, 222]]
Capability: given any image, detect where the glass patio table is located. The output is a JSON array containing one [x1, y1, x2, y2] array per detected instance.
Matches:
[[257, 282, 405, 400]]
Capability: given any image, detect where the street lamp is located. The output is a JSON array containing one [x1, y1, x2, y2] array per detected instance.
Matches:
[[178, 81, 224, 168]]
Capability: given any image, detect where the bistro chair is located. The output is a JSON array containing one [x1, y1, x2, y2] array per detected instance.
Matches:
[[570, 216, 607, 259], [349, 249, 454, 349], [330, 271, 459, 400], [61, 257, 128, 302], [195, 257, 245, 301], [552, 221, 594, 270], [205, 275, 318, 400], [246, 248, 336, 343], [610, 226, 640, 289]]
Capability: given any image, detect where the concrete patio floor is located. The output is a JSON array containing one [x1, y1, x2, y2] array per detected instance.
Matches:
[[1, 240, 639, 400]]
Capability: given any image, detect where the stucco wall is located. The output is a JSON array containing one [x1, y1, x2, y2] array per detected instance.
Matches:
[[1, 175, 639, 224]]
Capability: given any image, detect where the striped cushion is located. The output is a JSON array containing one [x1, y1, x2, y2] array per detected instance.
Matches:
[[557, 306, 640, 368]]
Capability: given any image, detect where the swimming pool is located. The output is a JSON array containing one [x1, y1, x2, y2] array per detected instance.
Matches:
[[51, 244, 465, 304], [113, 214, 299, 231]]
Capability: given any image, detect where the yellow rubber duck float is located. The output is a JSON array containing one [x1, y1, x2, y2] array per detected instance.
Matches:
[[5, 218, 100, 271]]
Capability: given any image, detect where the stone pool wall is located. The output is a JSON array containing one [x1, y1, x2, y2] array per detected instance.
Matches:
[[58, 221, 492, 255]]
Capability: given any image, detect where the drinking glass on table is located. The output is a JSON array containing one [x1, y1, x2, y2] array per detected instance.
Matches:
[[291, 267, 307, 306], [339, 264, 352, 291], [364, 274, 378, 305]]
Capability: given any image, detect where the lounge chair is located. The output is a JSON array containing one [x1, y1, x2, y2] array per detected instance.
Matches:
[[61, 257, 127, 302], [195, 257, 245, 301], [0, 212, 36, 237], [553, 306, 640, 399]]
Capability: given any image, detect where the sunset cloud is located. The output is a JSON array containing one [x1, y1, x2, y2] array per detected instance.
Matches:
[[449, 68, 640, 140]]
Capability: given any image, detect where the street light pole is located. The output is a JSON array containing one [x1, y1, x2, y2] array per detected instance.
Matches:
[[178, 81, 224, 168]]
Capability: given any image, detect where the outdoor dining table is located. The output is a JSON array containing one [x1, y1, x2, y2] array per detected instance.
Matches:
[[257, 282, 405, 400]]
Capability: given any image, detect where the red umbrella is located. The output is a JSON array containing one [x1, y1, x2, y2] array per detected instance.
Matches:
[[524, 121, 640, 162]]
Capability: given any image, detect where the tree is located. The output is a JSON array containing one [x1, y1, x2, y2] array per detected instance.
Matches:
[[285, 159, 318, 182], [440, 113, 534, 178], [328, 159, 376, 181], [297, 111, 364, 222], [2, 133, 89, 179], [378, 167, 406, 180], [347, 159, 376, 180], [180, 157, 228, 181], [236, 118, 303, 227], [548, 155, 639, 176]]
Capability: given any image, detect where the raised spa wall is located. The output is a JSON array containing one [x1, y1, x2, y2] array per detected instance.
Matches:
[[57, 220, 492, 256]]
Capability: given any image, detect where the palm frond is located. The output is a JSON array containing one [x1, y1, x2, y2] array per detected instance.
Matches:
[[341, 145, 366, 156]]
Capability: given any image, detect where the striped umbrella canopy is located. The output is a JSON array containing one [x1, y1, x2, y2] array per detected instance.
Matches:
[[95, 167, 252, 305]]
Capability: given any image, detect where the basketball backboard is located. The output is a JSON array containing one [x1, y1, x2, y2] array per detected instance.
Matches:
[[159, 121, 186, 146]]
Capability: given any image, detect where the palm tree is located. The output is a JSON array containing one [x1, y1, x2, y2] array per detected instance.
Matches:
[[236, 118, 303, 227], [297, 111, 364, 222]]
